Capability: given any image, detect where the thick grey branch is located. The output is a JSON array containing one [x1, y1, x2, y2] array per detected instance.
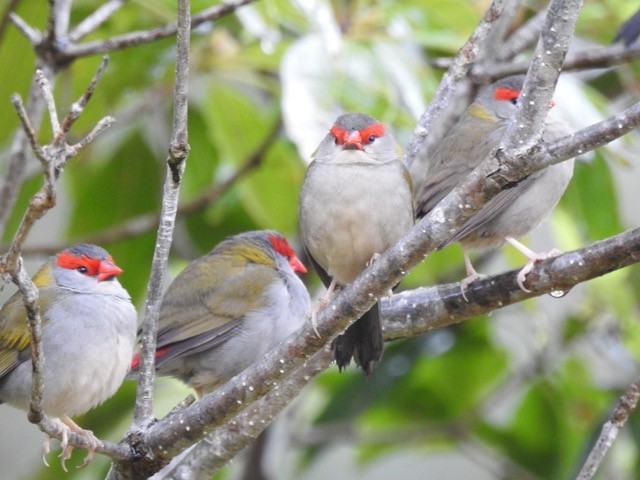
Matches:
[[500, 0, 582, 156], [160, 347, 333, 480], [147, 226, 640, 478]]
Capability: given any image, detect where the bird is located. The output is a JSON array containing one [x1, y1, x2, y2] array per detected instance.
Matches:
[[0, 243, 137, 470], [412, 75, 574, 293], [130, 230, 310, 398], [298, 112, 414, 374]]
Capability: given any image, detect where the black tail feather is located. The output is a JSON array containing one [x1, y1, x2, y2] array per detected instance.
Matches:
[[332, 303, 383, 375]]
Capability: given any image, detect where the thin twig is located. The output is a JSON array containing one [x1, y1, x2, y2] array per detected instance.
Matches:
[[11, 116, 279, 255], [8, 12, 42, 45], [576, 377, 640, 479], [68, 0, 128, 42], [10, 94, 46, 164], [0, 64, 52, 239], [57, 55, 110, 141], [35, 70, 61, 137], [61, 0, 258, 61], [131, 0, 191, 429], [69, 115, 116, 153], [1, 38, 117, 460]]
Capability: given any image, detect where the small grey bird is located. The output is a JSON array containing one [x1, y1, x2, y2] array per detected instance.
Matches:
[[130, 230, 310, 397], [299, 113, 414, 374], [0, 244, 137, 469], [412, 75, 574, 292]]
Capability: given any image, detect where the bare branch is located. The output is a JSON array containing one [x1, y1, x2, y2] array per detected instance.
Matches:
[[137, 226, 640, 478], [10, 94, 46, 165], [0, 32, 118, 463], [46, 0, 73, 45], [68, 0, 128, 42], [432, 4, 549, 70], [61, 0, 258, 61], [502, 0, 582, 154], [131, 0, 191, 430], [35, 70, 61, 136], [11, 261, 45, 423], [160, 347, 333, 479], [470, 43, 640, 81], [69, 115, 116, 153], [0, 63, 52, 238], [57, 55, 110, 141], [11, 116, 279, 255], [8, 12, 42, 45], [576, 376, 640, 479]]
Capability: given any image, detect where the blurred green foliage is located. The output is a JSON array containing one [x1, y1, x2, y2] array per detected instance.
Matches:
[[1, 0, 639, 479]]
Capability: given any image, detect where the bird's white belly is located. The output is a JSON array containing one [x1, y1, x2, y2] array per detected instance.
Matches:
[[302, 162, 413, 284]]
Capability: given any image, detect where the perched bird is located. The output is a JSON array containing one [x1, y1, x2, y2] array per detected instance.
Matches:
[[131, 230, 309, 397], [412, 75, 574, 292], [0, 244, 137, 469], [299, 113, 414, 374]]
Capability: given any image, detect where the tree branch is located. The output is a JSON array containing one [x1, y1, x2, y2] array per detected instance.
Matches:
[[0, 52, 117, 462], [60, 0, 258, 61], [8, 116, 279, 256], [68, 0, 127, 42], [576, 376, 640, 480], [0, 65, 52, 239], [7, 11, 41, 45], [129, 0, 191, 434], [146, 226, 640, 478], [470, 43, 640, 81]]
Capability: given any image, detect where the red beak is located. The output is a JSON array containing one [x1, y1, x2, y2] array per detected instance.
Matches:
[[343, 129, 363, 150], [97, 260, 124, 282], [289, 255, 307, 274]]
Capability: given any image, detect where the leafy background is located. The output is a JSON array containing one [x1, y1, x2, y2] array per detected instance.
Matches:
[[0, 0, 640, 478]]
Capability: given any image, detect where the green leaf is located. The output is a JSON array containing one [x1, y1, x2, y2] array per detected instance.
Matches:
[[562, 154, 623, 240]]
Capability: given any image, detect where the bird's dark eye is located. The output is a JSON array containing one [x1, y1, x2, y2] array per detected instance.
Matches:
[[510, 98, 518, 105], [368, 135, 376, 143], [77, 266, 88, 274]]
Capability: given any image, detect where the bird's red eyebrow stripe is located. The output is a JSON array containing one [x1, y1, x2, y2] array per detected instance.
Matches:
[[330, 125, 347, 143], [360, 122, 385, 140], [56, 252, 102, 276], [494, 86, 520, 101]]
